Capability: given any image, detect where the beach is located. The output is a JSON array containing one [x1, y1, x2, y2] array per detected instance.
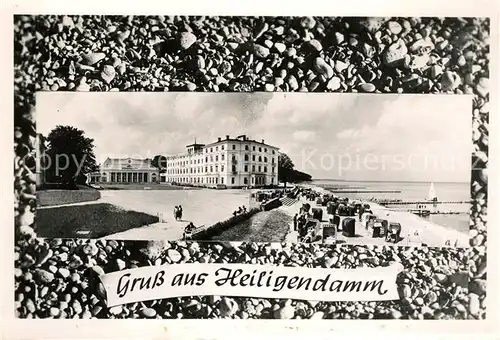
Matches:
[[294, 183, 469, 247]]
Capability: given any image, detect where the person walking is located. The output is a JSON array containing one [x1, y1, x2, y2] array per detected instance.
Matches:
[[293, 213, 298, 231], [178, 205, 183, 221], [174, 206, 178, 220]]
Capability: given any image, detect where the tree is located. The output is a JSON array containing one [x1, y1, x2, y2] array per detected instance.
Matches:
[[278, 153, 295, 189], [151, 155, 168, 183], [45, 125, 98, 188]]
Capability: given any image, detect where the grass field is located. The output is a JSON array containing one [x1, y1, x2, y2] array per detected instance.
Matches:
[[37, 203, 159, 238], [37, 188, 101, 206]]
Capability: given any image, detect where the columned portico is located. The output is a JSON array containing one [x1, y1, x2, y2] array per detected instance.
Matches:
[[92, 158, 159, 184]]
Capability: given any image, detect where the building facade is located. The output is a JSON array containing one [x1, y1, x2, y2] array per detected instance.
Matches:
[[91, 157, 160, 184], [165, 135, 279, 188]]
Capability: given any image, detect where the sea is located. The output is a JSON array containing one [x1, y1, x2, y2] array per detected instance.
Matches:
[[312, 179, 470, 234]]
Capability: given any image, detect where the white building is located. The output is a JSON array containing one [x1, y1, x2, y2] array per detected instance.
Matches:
[[91, 157, 160, 184], [165, 135, 279, 188]]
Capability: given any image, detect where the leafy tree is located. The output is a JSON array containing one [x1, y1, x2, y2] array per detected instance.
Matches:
[[151, 155, 168, 169], [45, 125, 98, 188], [151, 155, 168, 183], [278, 153, 295, 188]]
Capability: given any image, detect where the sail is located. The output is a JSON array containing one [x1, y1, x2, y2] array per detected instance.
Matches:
[[427, 182, 437, 200]]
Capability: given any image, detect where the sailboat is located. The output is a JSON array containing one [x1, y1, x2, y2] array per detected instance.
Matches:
[[427, 182, 438, 202]]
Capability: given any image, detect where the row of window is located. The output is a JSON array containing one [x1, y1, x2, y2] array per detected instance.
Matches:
[[168, 176, 274, 185], [169, 155, 276, 167], [205, 144, 276, 153], [168, 164, 276, 175]]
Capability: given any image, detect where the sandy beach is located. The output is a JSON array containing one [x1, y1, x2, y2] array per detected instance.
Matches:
[[283, 184, 468, 247]]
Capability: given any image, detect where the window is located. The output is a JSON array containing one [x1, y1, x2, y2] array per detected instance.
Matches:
[[252, 155, 255, 161], [258, 166, 262, 172], [264, 157, 267, 162], [265, 148, 267, 152], [244, 154, 249, 161], [272, 167, 275, 173], [221, 165, 224, 172], [215, 165, 218, 172], [222, 145, 224, 150], [259, 156, 262, 162], [231, 177, 235, 184], [221, 155, 225, 161], [264, 166, 267, 173], [244, 165, 248, 172], [245, 145, 249, 150], [205, 157, 208, 162], [272, 150, 275, 154], [232, 165, 236, 172], [216, 155, 218, 161], [252, 177, 254, 183], [252, 165, 255, 172], [216, 146, 218, 151], [221, 177, 224, 184], [253, 146, 255, 151], [205, 166, 208, 172], [244, 178, 248, 185], [210, 166, 213, 172], [272, 158, 275, 164], [210, 147, 213, 152], [259, 147, 262, 152], [210, 156, 213, 162], [232, 144, 236, 150]]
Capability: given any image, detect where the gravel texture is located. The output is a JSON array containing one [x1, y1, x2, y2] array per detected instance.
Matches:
[[13, 15, 489, 320], [15, 239, 474, 319]]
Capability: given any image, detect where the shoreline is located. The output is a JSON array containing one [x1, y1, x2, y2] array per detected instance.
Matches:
[[303, 183, 468, 247]]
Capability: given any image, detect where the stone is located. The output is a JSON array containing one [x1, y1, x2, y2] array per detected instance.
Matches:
[[179, 32, 197, 50], [58, 268, 70, 279], [196, 55, 205, 70], [326, 77, 341, 91], [334, 32, 345, 44], [254, 44, 270, 59], [300, 16, 316, 29], [476, 77, 489, 97], [382, 40, 408, 66], [470, 279, 486, 296], [441, 71, 460, 91], [358, 83, 376, 93], [448, 271, 468, 288], [274, 42, 286, 54], [140, 307, 157, 318], [81, 52, 105, 66], [387, 21, 403, 35], [307, 39, 323, 52], [313, 57, 334, 79], [35, 269, 54, 284], [274, 305, 295, 319], [265, 83, 275, 91], [101, 65, 116, 84], [287, 75, 299, 90], [335, 60, 348, 73], [429, 65, 443, 78], [167, 249, 182, 263], [116, 259, 126, 270], [310, 311, 324, 319]]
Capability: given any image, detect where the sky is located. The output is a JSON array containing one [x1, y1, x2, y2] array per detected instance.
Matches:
[[37, 92, 472, 183]]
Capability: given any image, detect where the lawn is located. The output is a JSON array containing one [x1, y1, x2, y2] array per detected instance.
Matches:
[[37, 203, 159, 238], [37, 187, 101, 207]]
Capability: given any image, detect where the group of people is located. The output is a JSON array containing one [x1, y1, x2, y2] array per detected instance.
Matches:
[[293, 205, 314, 241], [232, 205, 247, 216], [174, 205, 183, 221]]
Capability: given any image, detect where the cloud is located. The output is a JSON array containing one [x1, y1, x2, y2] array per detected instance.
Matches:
[[37, 92, 472, 182]]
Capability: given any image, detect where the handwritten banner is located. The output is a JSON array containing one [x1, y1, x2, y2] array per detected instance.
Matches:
[[99, 263, 402, 307]]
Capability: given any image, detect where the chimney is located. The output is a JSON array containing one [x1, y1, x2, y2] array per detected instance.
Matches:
[[218, 137, 221, 142], [262, 139, 265, 144], [226, 135, 230, 140]]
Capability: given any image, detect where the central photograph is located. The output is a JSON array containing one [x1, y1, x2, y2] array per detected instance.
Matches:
[[36, 92, 471, 247]]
